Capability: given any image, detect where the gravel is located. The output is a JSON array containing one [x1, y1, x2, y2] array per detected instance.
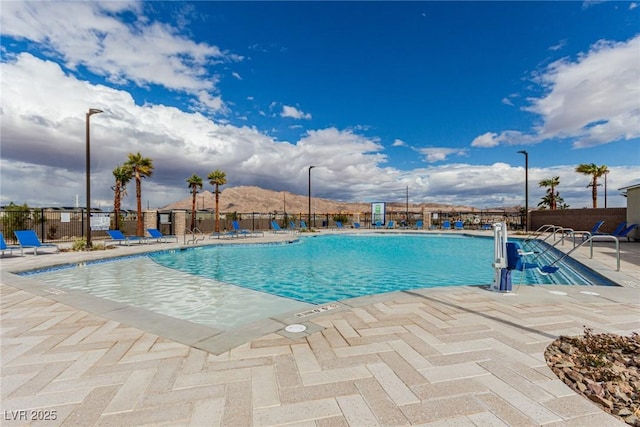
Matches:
[[545, 328, 640, 426]]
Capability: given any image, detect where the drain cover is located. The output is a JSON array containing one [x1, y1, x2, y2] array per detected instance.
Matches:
[[285, 324, 307, 333]]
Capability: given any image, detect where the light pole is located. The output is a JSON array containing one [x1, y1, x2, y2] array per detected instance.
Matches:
[[604, 171, 608, 208], [308, 166, 315, 229], [517, 150, 528, 231], [86, 108, 103, 248]]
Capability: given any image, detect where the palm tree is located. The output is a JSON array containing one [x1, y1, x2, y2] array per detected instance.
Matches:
[[186, 174, 203, 231], [575, 163, 609, 208], [538, 176, 560, 210], [207, 169, 227, 232], [112, 164, 133, 230], [538, 193, 566, 210], [125, 152, 154, 236]]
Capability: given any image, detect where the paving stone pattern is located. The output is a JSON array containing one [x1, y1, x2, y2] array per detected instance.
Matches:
[[2, 282, 637, 426]]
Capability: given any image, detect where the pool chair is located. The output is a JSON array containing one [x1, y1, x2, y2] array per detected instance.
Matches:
[[504, 241, 557, 285], [300, 220, 309, 230], [617, 224, 639, 241], [147, 228, 178, 243], [598, 221, 627, 237], [386, 221, 395, 229], [106, 229, 146, 245], [454, 220, 464, 230], [232, 220, 264, 237], [336, 221, 344, 229], [271, 220, 288, 234], [374, 221, 382, 229], [0, 232, 20, 256], [13, 230, 60, 256], [415, 220, 423, 229], [594, 223, 638, 242], [481, 224, 492, 231], [289, 220, 298, 230], [442, 221, 451, 230], [589, 220, 605, 235], [353, 222, 361, 229]]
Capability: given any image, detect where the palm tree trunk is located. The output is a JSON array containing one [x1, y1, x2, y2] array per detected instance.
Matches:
[[114, 185, 121, 230], [215, 185, 220, 232], [592, 176, 598, 208], [136, 176, 143, 236], [191, 190, 196, 231]]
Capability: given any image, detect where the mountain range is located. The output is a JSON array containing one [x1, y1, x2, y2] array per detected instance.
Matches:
[[161, 186, 485, 214]]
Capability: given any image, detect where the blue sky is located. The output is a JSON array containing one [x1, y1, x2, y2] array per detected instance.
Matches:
[[1, 1, 639, 210]]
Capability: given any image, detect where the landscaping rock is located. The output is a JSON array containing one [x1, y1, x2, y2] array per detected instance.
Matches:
[[545, 328, 639, 426]]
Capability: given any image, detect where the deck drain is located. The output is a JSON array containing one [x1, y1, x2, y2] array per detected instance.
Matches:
[[580, 291, 600, 296], [548, 290, 568, 296], [285, 324, 307, 333]]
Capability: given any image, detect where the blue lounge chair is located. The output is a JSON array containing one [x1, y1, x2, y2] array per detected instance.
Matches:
[[336, 221, 344, 229], [589, 220, 605, 235], [595, 223, 638, 241], [147, 228, 178, 243], [14, 230, 59, 256], [386, 221, 395, 229], [232, 220, 263, 237], [594, 221, 626, 237], [106, 230, 146, 245], [353, 222, 361, 229], [374, 221, 382, 229], [617, 224, 638, 241], [415, 220, 423, 229], [481, 224, 492, 231], [0, 232, 19, 256], [454, 220, 464, 230], [300, 220, 309, 230], [289, 221, 298, 230], [271, 220, 287, 234], [442, 221, 451, 230]]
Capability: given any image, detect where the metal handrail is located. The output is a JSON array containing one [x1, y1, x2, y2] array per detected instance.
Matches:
[[184, 227, 205, 245], [543, 234, 620, 272]]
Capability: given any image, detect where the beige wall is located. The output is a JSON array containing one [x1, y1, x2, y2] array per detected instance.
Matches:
[[626, 187, 640, 241]]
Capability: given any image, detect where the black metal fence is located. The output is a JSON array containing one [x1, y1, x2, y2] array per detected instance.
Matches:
[[0, 207, 525, 244]]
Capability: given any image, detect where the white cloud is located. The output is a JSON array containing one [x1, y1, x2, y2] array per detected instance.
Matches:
[[471, 131, 538, 148], [418, 147, 468, 163], [392, 139, 407, 147], [232, 72, 242, 80], [0, 1, 238, 96], [473, 34, 640, 149], [281, 105, 312, 120]]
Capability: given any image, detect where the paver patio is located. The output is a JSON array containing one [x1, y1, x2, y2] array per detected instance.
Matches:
[[1, 231, 638, 426]]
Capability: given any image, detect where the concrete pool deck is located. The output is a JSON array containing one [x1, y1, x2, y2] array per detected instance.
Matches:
[[1, 230, 639, 426]]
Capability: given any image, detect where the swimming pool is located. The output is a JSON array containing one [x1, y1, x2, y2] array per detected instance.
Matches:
[[26, 234, 615, 330]]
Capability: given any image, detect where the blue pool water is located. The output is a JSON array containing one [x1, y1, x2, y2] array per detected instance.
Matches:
[[148, 234, 610, 304]]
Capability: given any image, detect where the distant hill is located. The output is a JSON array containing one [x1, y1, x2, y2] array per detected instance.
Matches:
[[161, 185, 484, 213]]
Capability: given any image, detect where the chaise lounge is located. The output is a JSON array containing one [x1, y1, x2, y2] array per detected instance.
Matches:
[[14, 230, 59, 256]]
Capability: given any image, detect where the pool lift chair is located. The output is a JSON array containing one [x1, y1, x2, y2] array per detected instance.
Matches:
[[491, 223, 559, 293]]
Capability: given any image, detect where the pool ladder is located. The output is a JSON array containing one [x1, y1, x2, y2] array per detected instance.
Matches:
[[185, 227, 205, 245]]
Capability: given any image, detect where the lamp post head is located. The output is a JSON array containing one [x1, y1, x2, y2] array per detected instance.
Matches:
[[88, 108, 103, 116], [517, 150, 528, 156], [309, 165, 315, 170]]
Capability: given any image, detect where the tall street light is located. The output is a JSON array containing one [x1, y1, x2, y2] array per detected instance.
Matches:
[[86, 108, 103, 248], [308, 166, 315, 229], [604, 170, 609, 208], [517, 150, 529, 232]]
